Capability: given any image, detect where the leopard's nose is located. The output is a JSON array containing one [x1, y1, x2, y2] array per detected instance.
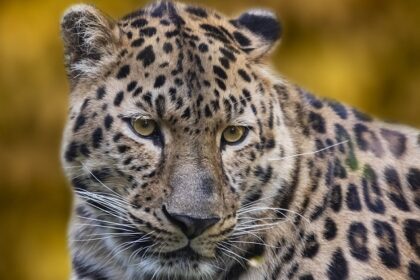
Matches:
[[163, 206, 220, 239]]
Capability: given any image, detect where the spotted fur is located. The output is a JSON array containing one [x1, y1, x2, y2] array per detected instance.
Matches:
[[60, 1, 420, 280]]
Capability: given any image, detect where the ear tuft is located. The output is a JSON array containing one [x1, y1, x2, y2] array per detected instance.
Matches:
[[61, 4, 121, 85], [236, 9, 281, 43]]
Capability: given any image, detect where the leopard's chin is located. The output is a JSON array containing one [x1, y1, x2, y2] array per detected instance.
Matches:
[[138, 247, 218, 280]]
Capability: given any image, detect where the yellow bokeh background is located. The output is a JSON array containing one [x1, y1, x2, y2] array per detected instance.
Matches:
[[0, 0, 419, 279]]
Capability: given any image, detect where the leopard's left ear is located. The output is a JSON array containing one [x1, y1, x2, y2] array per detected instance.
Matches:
[[231, 9, 282, 60], [61, 4, 124, 87]]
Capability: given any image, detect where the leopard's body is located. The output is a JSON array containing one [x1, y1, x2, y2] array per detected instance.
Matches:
[[60, 1, 420, 279]]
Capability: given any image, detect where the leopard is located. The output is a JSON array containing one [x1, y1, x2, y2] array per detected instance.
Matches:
[[60, 1, 420, 279]]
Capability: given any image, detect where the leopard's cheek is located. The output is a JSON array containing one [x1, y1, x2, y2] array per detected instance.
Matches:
[[222, 147, 253, 190]]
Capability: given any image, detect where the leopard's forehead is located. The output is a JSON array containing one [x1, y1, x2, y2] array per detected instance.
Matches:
[[119, 1, 255, 58], [105, 1, 265, 128]]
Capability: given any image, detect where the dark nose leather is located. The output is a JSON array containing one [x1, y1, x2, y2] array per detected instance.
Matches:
[[163, 206, 220, 239]]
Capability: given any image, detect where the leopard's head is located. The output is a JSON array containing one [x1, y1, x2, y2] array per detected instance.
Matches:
[[61, 1, 298, 278]]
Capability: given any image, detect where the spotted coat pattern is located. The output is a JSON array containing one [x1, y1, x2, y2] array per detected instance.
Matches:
[[60, 1, 420, 280]]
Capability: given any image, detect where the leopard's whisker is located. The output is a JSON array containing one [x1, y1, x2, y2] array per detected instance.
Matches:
[[71, 236, 114, 243], [231, 228, 274, 237], [76, 215, 136, 229], [237, 207, 310, 224], [80, 231, 141, 238], [220, 240, 247, 253], [127, 231, 156, 263], [229, 231, 266, 245], [75, 192, 128, 215], [228, 240, 280, 249], [81, 162, 131, 203], [75, 190, 129, 210], [237, 217, 287, 223], [129, 236, 162, 266], [235, 221, 288, 230], [73, 223, 136, 233], [75, 188, 129, 209], [80, 191, 132, 205], [128, 243, 156, 265], [217, 244, 247, 268], [103, 240, 135, 267], [70, 231, 143, 242], [240, 194, 280, 210], [102, 230, 155, 268], [78, 197, 130, 222], [268, 139, 349, 161]]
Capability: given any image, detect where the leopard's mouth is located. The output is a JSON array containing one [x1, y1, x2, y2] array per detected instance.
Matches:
[[138, 246, 218, 280], [157, 246, 203, 260], [115, 223, 221, 278]]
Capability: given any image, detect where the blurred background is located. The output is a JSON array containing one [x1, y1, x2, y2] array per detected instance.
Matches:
[[0, 0, 419, 279]]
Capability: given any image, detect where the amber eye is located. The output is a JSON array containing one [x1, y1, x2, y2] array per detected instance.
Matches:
[[222, 126, 247, 144], [131, 118, 157, 137]]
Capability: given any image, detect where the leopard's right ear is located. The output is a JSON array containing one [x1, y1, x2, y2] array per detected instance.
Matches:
[[61, 4, 123, 86]]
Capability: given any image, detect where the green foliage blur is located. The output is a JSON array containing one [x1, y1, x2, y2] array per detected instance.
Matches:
[[0, 0, 419, 279]]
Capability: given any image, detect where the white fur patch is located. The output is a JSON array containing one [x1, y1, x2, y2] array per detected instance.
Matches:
[[246, 9, 276, 19]]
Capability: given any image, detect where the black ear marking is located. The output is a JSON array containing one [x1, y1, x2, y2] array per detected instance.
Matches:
[[61, 4, 122, 85], [231, 9, 282, 59], [236, 9, 282, 43]]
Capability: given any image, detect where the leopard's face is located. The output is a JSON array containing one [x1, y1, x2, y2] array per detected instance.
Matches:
[[61, 1, 297, 278]]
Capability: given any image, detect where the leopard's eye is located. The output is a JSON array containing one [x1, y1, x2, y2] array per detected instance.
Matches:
[[222, 126, 248, 144], [131, 118, 157, 137]]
